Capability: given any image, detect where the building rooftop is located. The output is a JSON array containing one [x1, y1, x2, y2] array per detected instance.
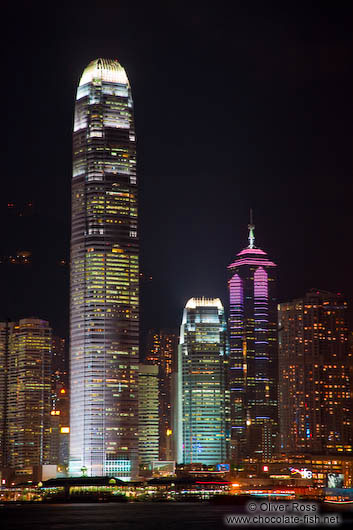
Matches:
[[79, 58, 129, 87], [147, 476, 230, 485], [185, 297, 223, 310], [40, 476, 126, 488]]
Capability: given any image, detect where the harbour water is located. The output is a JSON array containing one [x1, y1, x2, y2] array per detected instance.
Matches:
[[1, 502, 238, 530], [2, 501, 353, 529]]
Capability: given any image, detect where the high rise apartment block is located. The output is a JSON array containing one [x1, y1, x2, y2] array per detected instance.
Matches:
[[278, 290, 352, 455]]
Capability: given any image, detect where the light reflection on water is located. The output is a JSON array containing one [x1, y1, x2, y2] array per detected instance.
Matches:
[[2, 502, 353, 530], [1, 503, 234, 530]]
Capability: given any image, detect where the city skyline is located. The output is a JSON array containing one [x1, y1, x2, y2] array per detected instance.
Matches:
[[1, 5, 352, 340], [1, 8, 353, 530]]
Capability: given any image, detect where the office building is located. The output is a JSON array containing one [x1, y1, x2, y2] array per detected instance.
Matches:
[[0, 322, 12, 468], [176, 298, 228, 465], [278, 290, 352, 455], [138, 364, 159, 465], [70, 58, 139, 479], [6, 319, 52, 474], [145, 329, 178, 460], [228, 218, 278, 462]]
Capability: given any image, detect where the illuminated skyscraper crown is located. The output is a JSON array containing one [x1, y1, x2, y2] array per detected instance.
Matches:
[[79, 58, 129, 87], [185, 297, 223, 310], [228, 211, 276, 267]]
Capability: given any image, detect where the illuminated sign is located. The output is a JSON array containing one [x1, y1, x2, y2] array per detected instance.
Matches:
[[289, 467, 312, 479], [327, 473, 344, 488], [151, 461, 176, 476], [60, 427, 70, 434], [217, 463, 230, 472]]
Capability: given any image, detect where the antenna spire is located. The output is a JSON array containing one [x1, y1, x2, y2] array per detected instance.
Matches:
[[248, 208, 255, 248]]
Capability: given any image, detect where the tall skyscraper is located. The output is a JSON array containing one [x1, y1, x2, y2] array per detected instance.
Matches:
[[70, 58, 139, 479], [176, 298, 228, 465], [228, 218, 278, 462], [278, 290, 352, 455], [145, 329, 178, 460], [138, 364, 159, 465], [6, 319, 52, 474]]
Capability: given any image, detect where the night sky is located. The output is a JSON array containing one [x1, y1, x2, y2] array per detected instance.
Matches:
[[1, 5, 352, 343]]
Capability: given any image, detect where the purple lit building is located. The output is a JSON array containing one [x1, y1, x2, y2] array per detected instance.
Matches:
[[228, 217, 278, 462]]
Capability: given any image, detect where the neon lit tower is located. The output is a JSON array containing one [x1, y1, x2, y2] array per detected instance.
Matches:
[[228, 213, 278, 462], [70, 59, 139, 479]]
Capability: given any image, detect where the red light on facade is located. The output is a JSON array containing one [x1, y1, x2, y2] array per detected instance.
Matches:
[[263, 465, 269, 472]]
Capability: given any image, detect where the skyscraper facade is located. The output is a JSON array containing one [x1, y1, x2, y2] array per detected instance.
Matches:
[[138, 364, 159, 465], [228, 221, 278, 462], [6, 319, 52, 473], [176, 298, 228, 465], [70, 58, 139, 479], [0, 322, 12, 468], [145, 329, 178, 460], [278, 290, 352, 455]]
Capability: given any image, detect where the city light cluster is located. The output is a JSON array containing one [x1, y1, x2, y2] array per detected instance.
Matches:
[[0, 58, 352, 502]]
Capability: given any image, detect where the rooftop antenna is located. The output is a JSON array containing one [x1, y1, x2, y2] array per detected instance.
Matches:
[[248, 208, 255, 249]]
